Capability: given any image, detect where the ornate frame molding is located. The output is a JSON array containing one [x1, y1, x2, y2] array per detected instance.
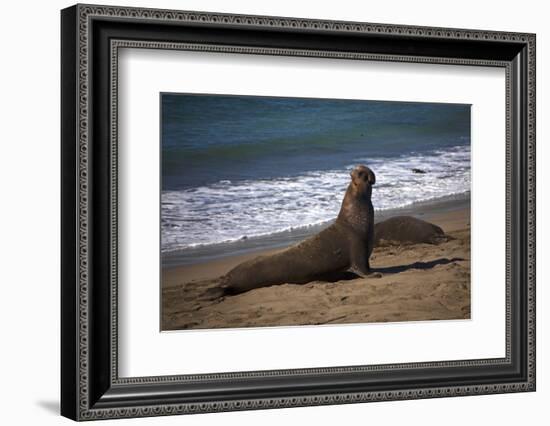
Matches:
[[61, 4, 536, 421]]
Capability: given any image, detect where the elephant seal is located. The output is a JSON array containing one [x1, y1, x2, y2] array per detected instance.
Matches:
[[374, 216, 449, 247], [221, 165, 378, 295]]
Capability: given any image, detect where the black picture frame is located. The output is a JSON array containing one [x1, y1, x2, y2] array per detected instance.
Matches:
[[61, 4, 536, 421]]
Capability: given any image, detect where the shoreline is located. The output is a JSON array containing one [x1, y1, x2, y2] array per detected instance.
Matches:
[[162, 192, 470, 269], [162, 195, 470, 288]]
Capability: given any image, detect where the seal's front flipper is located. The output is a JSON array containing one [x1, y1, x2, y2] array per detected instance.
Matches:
[[349, 238, 380, 278]]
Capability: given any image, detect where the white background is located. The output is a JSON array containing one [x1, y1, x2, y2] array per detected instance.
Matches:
[[119, 49, 505, 377], [0, 0, 547, 425]]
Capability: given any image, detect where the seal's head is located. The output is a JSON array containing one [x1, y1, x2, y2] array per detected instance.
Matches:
[[349, 165, 375, 199]]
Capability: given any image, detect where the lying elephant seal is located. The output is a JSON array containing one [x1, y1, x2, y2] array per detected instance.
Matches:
[[221, 165, 378, 295], [374, 216, 449, 246]]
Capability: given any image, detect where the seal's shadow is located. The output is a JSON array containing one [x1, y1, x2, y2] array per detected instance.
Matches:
[[373, 257, 465, 275], [319, 257, 465, 282]]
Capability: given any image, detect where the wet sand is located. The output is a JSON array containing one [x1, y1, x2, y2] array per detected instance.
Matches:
[[162, 202, 470, 330]]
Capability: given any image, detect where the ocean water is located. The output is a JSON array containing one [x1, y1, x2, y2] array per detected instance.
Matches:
[[161, 94, 470, 255]]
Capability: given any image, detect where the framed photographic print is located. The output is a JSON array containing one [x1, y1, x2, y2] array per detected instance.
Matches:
[[61, 4, 536, 421]]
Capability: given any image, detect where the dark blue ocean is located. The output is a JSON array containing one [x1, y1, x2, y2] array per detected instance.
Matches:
[[161, 94, 470, 253]]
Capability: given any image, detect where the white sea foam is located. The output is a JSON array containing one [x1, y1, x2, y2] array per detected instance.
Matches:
[[161, 145, 470, 252]]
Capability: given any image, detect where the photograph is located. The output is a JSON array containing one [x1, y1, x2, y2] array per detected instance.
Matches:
[[59, 3, 536, 420], [160, 93, 472, 330]]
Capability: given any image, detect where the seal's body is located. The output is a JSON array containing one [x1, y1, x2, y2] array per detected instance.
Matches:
[[222, 165, 377, 295], [374, 216, 448, 246]]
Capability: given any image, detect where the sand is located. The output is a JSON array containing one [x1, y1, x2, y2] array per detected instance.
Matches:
[[162, 205, 470, 330]]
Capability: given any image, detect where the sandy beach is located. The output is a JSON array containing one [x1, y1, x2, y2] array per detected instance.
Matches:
[[161, 198, 470, 331]]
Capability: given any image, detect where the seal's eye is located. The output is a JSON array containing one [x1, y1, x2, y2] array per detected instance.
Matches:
[[358, 171, 364, 178]]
